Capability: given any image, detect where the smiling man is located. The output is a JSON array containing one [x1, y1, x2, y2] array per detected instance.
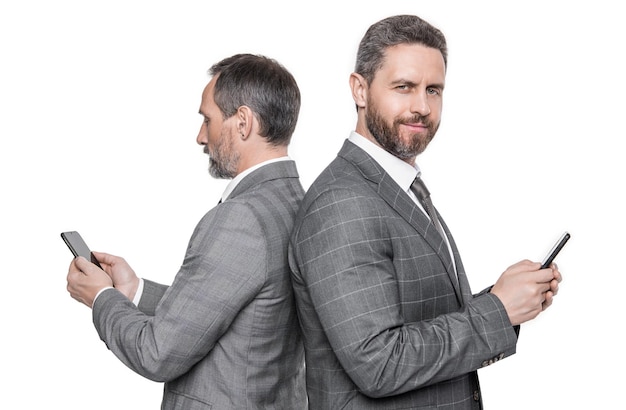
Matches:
[[288, 14, 562, 409]]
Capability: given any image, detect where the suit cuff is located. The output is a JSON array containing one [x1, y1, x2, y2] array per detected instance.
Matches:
[[93, 286, 114, 305]]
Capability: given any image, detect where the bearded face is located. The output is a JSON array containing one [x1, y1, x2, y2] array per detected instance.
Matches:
[[365, 96, 440, 160], [205, 127, 240, 179]]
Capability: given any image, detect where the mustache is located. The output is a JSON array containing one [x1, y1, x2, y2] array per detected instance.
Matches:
[[397, 115, 430, 127]]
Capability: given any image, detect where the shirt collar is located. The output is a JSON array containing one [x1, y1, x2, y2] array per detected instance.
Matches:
[[221, 156, 291, 202], [348, 131, 420, 193]]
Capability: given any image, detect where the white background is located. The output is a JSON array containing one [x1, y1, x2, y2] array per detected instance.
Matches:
[[1, 1, 623, 408]]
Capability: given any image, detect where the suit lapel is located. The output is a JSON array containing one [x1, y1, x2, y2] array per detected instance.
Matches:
[[338, 140, 462, 301]]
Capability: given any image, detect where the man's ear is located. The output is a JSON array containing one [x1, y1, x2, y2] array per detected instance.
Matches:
[[236, 105, 254, 140], [349, 72, 368, 109]]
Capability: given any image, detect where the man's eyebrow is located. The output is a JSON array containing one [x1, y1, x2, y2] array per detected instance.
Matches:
[[389, 79, 418, 88], [389, 79, 444, 89]]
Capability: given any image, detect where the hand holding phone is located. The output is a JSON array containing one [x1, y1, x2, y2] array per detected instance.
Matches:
[[61, 231, 102, 269], [540, 231, 570, 269]]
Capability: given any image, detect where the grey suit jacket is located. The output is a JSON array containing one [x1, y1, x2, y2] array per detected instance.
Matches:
[[93, 160, 307, 409], [289, 141, 518, 409]]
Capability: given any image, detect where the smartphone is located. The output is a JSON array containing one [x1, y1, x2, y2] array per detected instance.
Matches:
[[540, 231, 570, 269], [60, 231, 102, 269]]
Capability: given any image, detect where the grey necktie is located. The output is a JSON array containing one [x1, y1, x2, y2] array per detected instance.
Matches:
[[410, 176, 446, 240], [411, 176, 460, 290]]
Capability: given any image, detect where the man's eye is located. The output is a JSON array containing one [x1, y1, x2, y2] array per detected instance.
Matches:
[[427, 87, 440, 96], [203, 117, 210, 124]]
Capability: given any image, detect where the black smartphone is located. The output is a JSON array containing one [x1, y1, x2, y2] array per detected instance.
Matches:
[[540, 231, 570, 269], [61, 231, 102, 269]]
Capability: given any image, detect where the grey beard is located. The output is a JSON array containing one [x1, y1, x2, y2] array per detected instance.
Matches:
[[209, 157, 237, 179]]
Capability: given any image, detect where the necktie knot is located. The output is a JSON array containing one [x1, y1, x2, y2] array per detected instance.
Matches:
[[411, 176, 431, 203]]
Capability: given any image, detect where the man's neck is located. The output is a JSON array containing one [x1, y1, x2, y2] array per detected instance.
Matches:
[[236, 146, 289, 175]]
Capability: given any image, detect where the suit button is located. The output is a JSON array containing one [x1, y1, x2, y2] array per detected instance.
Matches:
[[473, 390, 480, 401]]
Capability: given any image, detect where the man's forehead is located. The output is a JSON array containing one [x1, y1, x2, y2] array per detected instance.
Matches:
[[376, 44, 445, 82], [200, 77, 217, 110]]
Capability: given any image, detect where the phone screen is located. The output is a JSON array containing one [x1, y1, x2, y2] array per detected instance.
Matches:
[[61, 231, 102, 268]]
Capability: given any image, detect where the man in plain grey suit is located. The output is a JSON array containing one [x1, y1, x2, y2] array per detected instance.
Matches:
[[289, 15, 563, 409], [67, 54, 307, 409]]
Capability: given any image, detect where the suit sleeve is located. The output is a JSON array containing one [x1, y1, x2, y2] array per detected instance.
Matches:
[[92, 201, 266, 382], [292, 188, 517, 397], [135, 279, 167, 316]]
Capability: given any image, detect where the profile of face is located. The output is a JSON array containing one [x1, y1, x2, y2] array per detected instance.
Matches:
[[364, 43, 445, 162], [196, 76, 240, 179]]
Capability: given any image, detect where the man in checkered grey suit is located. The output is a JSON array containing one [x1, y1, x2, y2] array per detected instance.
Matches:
[[288, 15, 562, 409], [67, 54, 307, 409]]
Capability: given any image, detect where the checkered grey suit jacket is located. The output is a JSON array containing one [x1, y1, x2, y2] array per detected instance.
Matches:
[[93, 160, 307, 409], [289, 140, 519, 409]]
